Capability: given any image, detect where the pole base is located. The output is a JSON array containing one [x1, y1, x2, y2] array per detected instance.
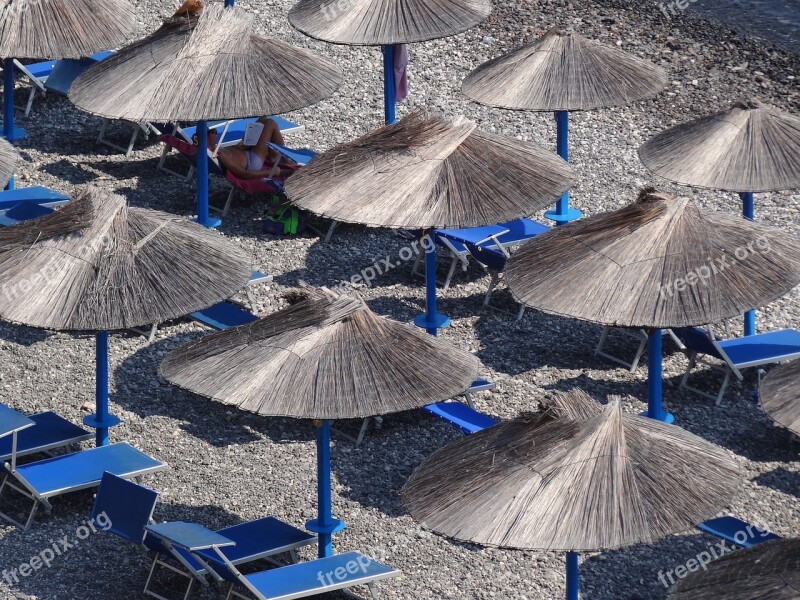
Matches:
[[193, 215, 222, 228], [2, 125, 26, 142], [83, 414, 122, 429], [413, 312, 450, 334], [640, 410, 674, 424], [544, 207, 582, 224], [305, 517, 346, 536]]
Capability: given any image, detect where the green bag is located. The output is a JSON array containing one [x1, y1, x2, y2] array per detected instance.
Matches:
[[262, 204, 306, 235]]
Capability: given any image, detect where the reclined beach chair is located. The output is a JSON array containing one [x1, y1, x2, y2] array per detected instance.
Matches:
[[0, 437, 165, 530], [92, 473, 316, 600], [0, 403, 92, 463], [144, 521, 400, 600], [157, 116, 304, 180], [697, 516, 781, 548], [672, 326, 800, 404], [43, 51, 114, 96]]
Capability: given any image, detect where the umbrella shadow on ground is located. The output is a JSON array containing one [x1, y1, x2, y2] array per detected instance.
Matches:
[[0, 321, 50, 346], [752, 466, 800, 498], [578, 531, 728, 600], [114, 331, 313, 448], [38, 158, 101, 185]]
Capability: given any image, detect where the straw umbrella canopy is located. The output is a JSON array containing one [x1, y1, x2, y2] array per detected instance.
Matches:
[[668, 538, 800, 600], [504, 188, 800, 420], [0, 0, 135, 142], [759, 359, 800, 435], [0, 136, 19, 189], [462, 28, 668, 223], [288, 0, 491, 123], [69, 2, 343, 227], [402, 389, 740, 599], [283, 109, 575, 334], [638, 100, 800, 195], [639, 100, 800, 335], [160, 286, 481, 557], [0, 186, 252, 444]]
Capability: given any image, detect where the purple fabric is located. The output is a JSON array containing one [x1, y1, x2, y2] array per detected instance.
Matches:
[[394, 44, 409, 102]]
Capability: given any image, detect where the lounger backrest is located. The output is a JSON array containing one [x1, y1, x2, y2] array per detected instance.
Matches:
[[672, 326, 723, 359], [91, 472, 158, 545]]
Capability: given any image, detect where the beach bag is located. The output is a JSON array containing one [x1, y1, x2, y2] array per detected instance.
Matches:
[[262, 204, 307, 235]]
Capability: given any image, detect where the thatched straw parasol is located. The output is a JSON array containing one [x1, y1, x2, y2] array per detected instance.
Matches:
[[69, 2, 342, 227], [759, 360, 800, 435], [668, 538, 800, 600], [462, 28, 668, 224], [639, 100, 800, 194], [402, 389, 740, 600], [0, 187, 251, 445], [505, 188, 800, 421], [639, 100, 800, 336], [161, 286, 481, 557], [0, 136, 19, 189], [0, 0, 136, 142], [288, 0, 491, 123], [284, 109, 574, 334]]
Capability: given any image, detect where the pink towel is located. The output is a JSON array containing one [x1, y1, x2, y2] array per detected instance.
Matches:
[[393, 44, 409, 102]]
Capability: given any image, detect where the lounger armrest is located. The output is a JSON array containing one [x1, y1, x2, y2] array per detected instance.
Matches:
[[146, 522, 236, 552]]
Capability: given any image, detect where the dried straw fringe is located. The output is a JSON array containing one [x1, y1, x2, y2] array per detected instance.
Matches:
[[160, 287, 481, 420], [462, 29, 668, 111], [0, 188, 251, 331], [638, 100, 800, 192], [0, 0, 134, 59], [402, 393, 740, 552], [759, 359, 800, 435], [288, 0, 491, 45], [505, 188, 800, 328], [285, 110, 575, 229]]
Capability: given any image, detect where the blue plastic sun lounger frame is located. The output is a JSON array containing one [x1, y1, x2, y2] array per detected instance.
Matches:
[[0, 186, 69, 225], [0, 406, 92, 463], [422, 378, 498, 434], [672, 326, 800, 404], [92, 474, 316, 600], [9, 59, 55, 116], [144, 522, 400, 600], [0, 440, 165, 530], [43, 51, 113, 95]]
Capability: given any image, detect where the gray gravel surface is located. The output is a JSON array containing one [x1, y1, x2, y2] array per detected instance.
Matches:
[[1, 0, 798, 599]]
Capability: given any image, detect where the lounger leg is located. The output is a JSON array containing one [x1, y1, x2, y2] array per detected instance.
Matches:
[[411, 248, 423, 278], [515, 304, 525, 321], [24, 87, 36, 117], [462, 390, 475, 410], [595, 326, 611, 358], [355, 418, 371, 446], [716, 370, 732, 406], [96, 118, 110, 145], [125, 125, 140, 158], [680, 353, 697, 390], [629, 332, 648, 373], [442, 255, 459, 291], [324, 221, 338, 242], [484, 272, 500, 307], [144, 556, 196, 600], [246, 287, 257, 312]]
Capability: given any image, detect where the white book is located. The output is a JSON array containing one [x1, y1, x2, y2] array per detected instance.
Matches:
[[243, 121, 264, 146]]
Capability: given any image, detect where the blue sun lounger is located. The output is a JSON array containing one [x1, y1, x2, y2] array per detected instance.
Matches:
[[422, 378, 497, 435], [9, 59, 56, 116], [0, 186, 69, 225], [0, 436, 165, 530], [144, 521, 400, 600], [42, 51, 114, 95], [697, 516, 781, 548], [92, 473, 316, 600], [190, 301, 259, 331], [672, 326, 800, 404], [0, 405, 92, 463]]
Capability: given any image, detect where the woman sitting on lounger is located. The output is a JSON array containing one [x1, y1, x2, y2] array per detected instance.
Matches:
[[216, 117, 294, 180]]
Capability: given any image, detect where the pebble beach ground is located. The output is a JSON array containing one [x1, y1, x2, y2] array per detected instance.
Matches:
[[0, 0, 798, 599]]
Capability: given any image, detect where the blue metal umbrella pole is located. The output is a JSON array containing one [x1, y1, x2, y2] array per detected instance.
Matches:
[[740, 191, 756, 336], [3, 58, 24, 190], [306, 419, 345, 558], [382, 45, 396, 125], [224, 0, 234, 5], [413, 231, 451, 336], [642, 329, 674, 424], [83, 331, 121, 446], [195, 121, 221, 228], [544, 111, 581, 226], [566, 552, 579, 600]]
